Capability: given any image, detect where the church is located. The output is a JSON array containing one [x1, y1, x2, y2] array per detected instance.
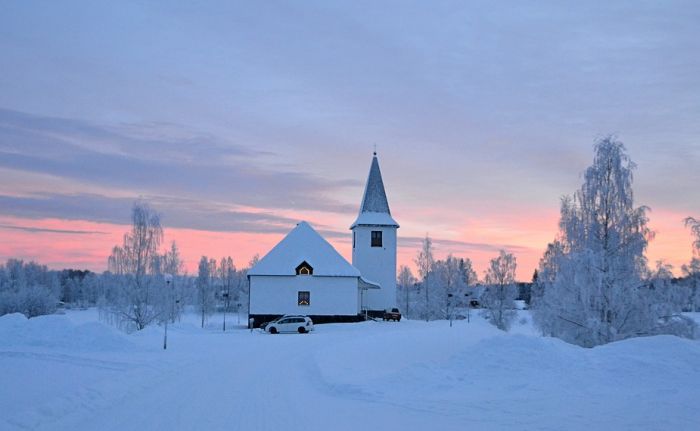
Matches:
[[247, 153, 399, 326]]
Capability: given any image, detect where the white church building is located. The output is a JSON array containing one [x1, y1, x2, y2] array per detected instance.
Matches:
[[247, 153, 399, 326]]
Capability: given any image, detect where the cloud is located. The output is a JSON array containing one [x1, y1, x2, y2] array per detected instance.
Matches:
[[0, 109, 359, 215], [399, 236, 534, 255], [0, 192, 303, 234], [0, 224, 108, 235]]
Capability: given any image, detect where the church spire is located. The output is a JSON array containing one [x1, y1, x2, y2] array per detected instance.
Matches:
[[360, 152, 391, 214], [351, 153, 399, 228]]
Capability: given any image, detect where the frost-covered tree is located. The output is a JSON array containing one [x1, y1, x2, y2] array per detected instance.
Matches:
[[103, 201, 165, 331], [414, 235, 435, 321], [682, 217, 700, 311], [531, 241, 564, 334], [531, 137, 694, 346], [0, 259, 59, 317], [196, 256, 217, 328], [433, 254, 467, 322], [459, 258, 478, 288], [159, 241, 185, 323], [480, 250, 518, 331], [219, 256, 235, 331], [685, 217, 700, 252], [644, 261, 697, 338], [397, 265, 417, 318]]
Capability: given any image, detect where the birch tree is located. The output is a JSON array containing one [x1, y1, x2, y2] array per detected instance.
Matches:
[[397, 265, 417, 318], [414, 235, 435, 321], [683, 217, 700, 310], [161, 241, 184, 323], [219, 256, 235, 331], [104, 201, 164, 331], [196, 256, 217, 328], [531, 137, 694, 346], [480, 250, 518, 331], [433, 254, 466, 321]]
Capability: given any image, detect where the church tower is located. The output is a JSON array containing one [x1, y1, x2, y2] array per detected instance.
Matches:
[[351, 152, 399, 312]]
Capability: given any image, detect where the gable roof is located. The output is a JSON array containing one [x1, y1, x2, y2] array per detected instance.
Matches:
[[248, 221, 361, 277], [351, 154, 399, 228]]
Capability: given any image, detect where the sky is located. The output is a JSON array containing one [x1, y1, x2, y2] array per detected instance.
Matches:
[[1, 0, 699, 280]]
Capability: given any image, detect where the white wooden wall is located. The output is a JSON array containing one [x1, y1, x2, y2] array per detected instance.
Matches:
[[249, 275, 360, 316]]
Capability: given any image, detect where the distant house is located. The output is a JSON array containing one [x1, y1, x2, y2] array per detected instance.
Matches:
[[247, 153, 399, 327]]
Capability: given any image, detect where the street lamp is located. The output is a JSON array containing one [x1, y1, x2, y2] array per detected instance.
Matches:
[[222, 292, 229, 332], [447, 293, 454, 327]]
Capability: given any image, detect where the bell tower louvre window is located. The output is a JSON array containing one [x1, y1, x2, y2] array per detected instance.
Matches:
[[371, 230, 382, 247]]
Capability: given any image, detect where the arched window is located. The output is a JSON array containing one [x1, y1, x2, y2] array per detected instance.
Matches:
[[295, 261, 313, 275]]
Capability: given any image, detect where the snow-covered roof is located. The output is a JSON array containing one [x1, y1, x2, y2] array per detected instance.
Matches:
[[351, 154, 399, 228], [359, 276, 381, 289], [248, 221, 361, 277], [351, 211, 399, 228]]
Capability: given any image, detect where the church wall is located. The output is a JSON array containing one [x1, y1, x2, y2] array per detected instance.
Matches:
[[249, 275, 360, 317]]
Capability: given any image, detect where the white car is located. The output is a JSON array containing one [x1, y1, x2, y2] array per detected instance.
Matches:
[[265, 316, 314, 334]]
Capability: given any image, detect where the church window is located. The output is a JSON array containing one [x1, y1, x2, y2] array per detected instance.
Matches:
[[298, 291, 310, 306], [353, 232, 356, 249], [371, 230, 382, 247], [295, 261, 313, 275]]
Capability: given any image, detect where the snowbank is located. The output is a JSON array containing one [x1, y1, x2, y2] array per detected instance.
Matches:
[[0, 312, 134, 352]]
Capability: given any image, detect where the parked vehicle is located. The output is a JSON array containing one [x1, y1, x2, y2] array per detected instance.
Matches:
[[383, 308, 401, 321], [265, 316, 314, 334]]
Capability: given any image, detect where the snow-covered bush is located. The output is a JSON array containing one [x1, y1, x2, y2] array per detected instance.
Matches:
[[0, 259, 59, 318]]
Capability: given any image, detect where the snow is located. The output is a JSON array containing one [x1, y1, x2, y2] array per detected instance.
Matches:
[[2, 309, 699, 430], [248, 221, 360, 277], [350, 211, 400, 228]]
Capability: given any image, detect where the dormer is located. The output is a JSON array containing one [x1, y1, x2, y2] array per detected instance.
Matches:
[[295, 261, 313, 275]]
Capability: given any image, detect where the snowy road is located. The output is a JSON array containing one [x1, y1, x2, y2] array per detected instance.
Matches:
[[2, 311, 700, 431]]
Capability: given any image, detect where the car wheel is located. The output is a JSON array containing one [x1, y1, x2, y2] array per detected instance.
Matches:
[[269, 327, 278, 334], [298, 326, 306, 334]]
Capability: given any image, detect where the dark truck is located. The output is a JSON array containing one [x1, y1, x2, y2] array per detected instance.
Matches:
[[382, 308, 402, 321]]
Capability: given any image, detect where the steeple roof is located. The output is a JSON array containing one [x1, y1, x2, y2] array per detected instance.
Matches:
[[351, 153, 399, 229]]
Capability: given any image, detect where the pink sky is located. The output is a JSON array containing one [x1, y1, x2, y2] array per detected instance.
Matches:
[[0, 208, 695, 281]]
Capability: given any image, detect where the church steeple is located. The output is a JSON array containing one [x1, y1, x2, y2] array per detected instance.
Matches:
[[351, 152, 399, 311], [351, 153, 399, 229], [360, 153, 391, 214]]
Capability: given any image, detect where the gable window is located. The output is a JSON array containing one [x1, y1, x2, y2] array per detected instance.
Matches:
[[295, 261, 313, 275], [371, 230, 382, 247], [298, 291, 310, 306]]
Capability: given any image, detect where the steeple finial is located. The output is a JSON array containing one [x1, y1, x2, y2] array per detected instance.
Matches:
[[373, 143, 377, 156]]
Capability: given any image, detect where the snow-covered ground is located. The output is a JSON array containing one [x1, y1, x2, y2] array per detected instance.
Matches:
[[1, 310, 699, 431]]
